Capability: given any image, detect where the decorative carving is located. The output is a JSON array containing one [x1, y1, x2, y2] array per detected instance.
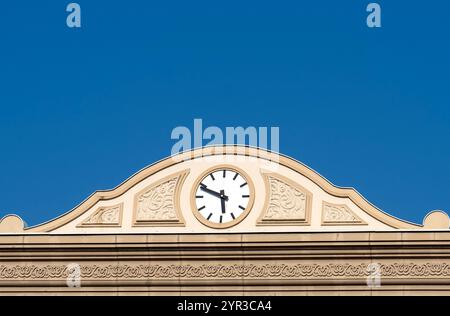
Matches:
[[137, 179, 177, 220], [1, 262, 449, 280], [322, 202, 366, 225], [258, 174, 311, 225], [79, 204, 123, 227], [133, 170, 188, 226]]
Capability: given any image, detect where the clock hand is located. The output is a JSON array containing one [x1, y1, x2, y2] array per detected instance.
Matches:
[[220, 190, 226, 214], [200, 186, 229, 201]]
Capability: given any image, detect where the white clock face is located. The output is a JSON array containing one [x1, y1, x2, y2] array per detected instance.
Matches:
[[194, 168, 252, 228]]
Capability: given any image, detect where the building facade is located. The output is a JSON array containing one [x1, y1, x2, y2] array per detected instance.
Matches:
[[0, 146, 449, 295]]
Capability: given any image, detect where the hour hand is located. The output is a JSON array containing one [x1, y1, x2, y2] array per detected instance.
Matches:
[[200, 185, 229, 201]]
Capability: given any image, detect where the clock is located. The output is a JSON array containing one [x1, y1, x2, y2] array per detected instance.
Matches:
[[191, 166, 255, 229]]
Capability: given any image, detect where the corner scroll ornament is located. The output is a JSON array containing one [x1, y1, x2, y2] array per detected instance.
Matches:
[[78, 204, 123, 227], [257, 173, 312, 225], [321, 202, 367, 225], [133, 170, 189, 226]]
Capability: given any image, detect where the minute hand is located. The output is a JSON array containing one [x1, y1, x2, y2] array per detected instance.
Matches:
[[200, 186, 229, 201]]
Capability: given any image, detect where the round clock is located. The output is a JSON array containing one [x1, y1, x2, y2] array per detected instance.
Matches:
[[191, 166, 255, 229]]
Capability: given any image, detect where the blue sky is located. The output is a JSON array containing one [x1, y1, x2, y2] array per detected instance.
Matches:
[[0, 1, 448, 226]]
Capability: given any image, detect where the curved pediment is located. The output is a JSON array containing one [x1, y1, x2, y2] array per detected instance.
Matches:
[[1, 146, 448, 233]]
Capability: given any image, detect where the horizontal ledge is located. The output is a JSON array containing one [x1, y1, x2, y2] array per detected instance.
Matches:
[[2, 278, 450, 287], [1, 231, 450, 243]]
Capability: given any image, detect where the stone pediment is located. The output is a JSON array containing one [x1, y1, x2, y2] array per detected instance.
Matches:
[[0, 146, 448, 233]]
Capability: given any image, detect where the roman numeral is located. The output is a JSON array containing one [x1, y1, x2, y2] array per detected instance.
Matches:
[[223, 170, 226, 178], [219, 215, 223, 223]]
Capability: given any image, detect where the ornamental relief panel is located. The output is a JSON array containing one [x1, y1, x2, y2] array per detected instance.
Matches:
[[133, 170, 189, 226], [257, 173, 312, 225], [322, 202, 366, 226], [78, 204, 123, 227], [1, 262, 450, 280]]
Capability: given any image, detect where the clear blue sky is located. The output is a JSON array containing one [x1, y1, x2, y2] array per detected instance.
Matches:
[[0, 1, 448, 226]]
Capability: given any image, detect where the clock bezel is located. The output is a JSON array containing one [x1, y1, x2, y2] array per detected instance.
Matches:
[[190, 165, 255, 229]]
